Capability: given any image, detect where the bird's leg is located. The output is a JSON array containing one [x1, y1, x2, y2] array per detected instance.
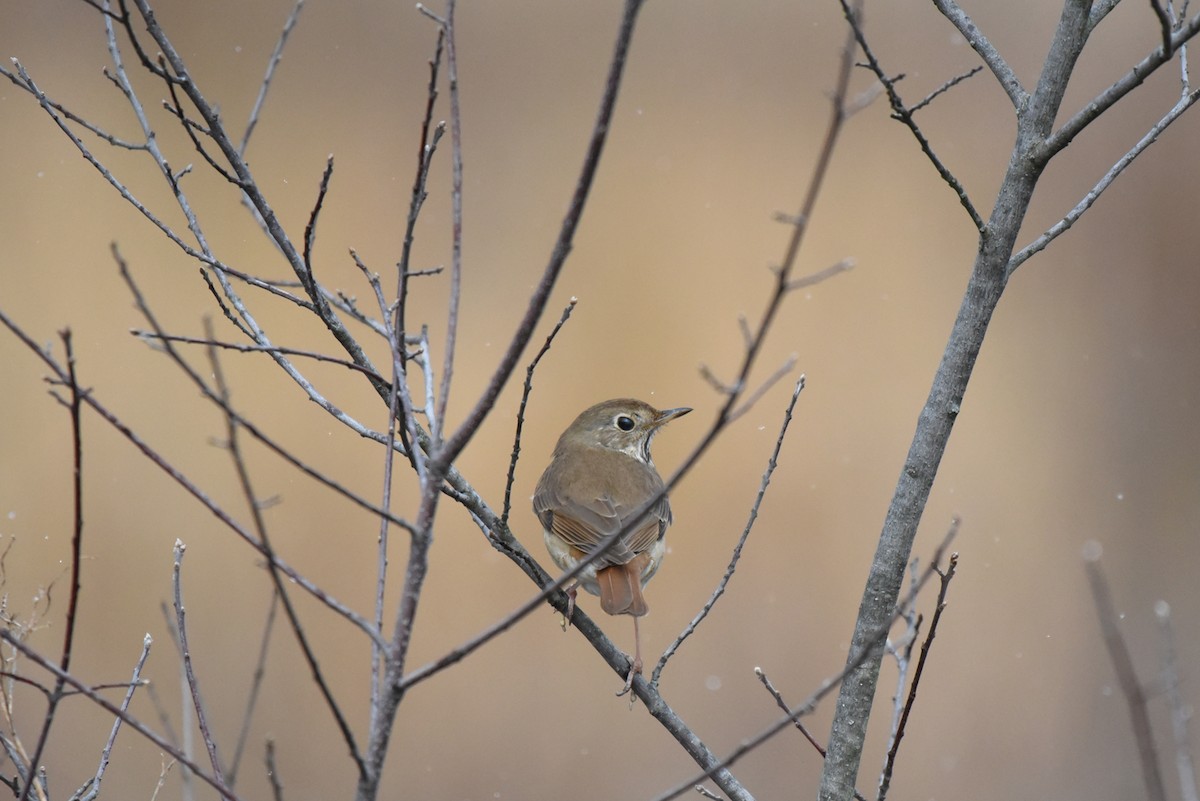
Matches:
[[616, 616, 643, 698], [560, 581, 579, 631]]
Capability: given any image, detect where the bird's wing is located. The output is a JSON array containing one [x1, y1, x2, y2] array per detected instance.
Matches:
[[532, 450, 670, 567]]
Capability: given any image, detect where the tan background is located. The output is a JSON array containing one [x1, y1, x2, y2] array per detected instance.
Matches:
[[2, 1, 1199, 800]]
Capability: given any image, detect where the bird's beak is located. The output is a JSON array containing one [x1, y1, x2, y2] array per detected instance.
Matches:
[[654, 406, 692, 427]]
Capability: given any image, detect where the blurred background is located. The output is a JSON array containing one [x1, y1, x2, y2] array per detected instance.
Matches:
[[2, 1, 1199, 799]]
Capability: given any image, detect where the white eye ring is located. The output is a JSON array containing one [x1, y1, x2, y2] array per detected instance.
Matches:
[[615, 415, 636, 431]]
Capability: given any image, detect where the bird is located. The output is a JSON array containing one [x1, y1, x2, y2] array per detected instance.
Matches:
[[533, 398, 691, 695]]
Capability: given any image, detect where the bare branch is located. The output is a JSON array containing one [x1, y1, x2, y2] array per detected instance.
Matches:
[[432, 0, 648, 471], [756, 669, 833, 763], [877, 553, 958, 801], [394, 29, 447, 462], [819, 1, 1100, 793], [0, 631, 239, 801], [502, 299, 578, 525], [205, 334, 367, 780], [264, 740, 284, 801], [434, 0, 464, 442], [1083, 541, 1167, 801], [931, 0, 1027, 108], [910, 65, 984, 113], [226, 593, 277, 786], [0, 65, 145, 148], [16, 331, 86, 801], [120, 252, 416, 541], [1010, 85, 1200, 274], [301, 156, 336, 295], [0, 304, 387, 645], [785, 258, 855, 292], [1043, 11, 1200, 162], [172, 541, 230, 791], [131, 331, 384, 381], [1155, 600, 1200, 801], [840, 0, 985, 231], [653, 378, 806, 686], [1152, 0, 1176, 57], [754, 668, 868, 801], [239, 0, 305, 156], [78, 635, 152, 801], [655, 530, 958, 801]]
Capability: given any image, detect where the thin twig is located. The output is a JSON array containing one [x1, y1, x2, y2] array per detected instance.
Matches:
[[501, 299, 578, 525], [431, 0, 648, 472], [1083, 541, 1167, 801], [205, 329, 367, 781], [239, 0, 305, 156], [1152, 0, 1177, 57], [130, 331, 384, 381], [785, 258, 855, 291], [393, 29, 447, 466], [652, 530, 959, 801], [434, 0, 464, 442], [652, 378, 805, 686], [877, 553, 958, 801], [756, 669, 832, 757], [0, 305, 386, 646], [754, 668, 869, 801], [172, 541, 229, 790], [301, 156, 335, 296], [931, 0, 1027, 108], [354, 251, 424, 480], [161, 74, 241, 186], [1043, 11, 1200, 162], [79, 635, 152, 801], [226, 591, 278, 785], [120, 253, 414, 536], [426, 8, 859, 796], [264, 740, 284, 801], [1155, 600, 1200, 801], [841, 0, 985, 231], [16, 331, 86, 801], [369, 270, 408, 734], [0, 65, 145, 148], [729, 358, 798, 422], [0, 631, 238, 801], [1010, 84, 1200, 274], [910, 65, 984, 113]]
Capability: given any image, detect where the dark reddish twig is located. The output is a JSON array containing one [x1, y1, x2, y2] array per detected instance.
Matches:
[[16, 331, 86, 801]]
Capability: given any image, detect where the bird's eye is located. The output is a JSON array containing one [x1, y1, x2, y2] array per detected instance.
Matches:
[[615, 415, 636, 431]]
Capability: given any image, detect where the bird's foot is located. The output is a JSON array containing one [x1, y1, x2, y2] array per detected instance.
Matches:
[[615, 654, 642, 699], [559, 584, 578, 631]]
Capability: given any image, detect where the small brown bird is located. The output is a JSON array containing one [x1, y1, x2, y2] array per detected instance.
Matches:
[[533, 398, 691, 694]]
